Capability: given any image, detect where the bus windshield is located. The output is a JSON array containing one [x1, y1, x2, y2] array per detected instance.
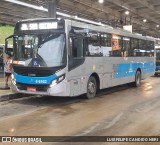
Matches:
[[14, 33, 66, 67]]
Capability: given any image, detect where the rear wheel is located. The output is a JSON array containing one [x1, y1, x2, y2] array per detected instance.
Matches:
[[134, 71, 141, 87], [86, 76, 97, 99]]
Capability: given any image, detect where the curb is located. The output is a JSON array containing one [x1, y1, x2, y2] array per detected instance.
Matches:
[[0, 93, 30, 102]]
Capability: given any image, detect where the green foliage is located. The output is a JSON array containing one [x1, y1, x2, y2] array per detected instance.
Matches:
[[0, 25, 14, 44]]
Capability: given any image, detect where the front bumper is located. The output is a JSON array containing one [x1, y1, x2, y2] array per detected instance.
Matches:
[[11, 80, 69, 97]]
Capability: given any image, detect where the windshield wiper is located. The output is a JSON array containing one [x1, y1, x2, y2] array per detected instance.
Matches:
[[38, 33, 61, 48]]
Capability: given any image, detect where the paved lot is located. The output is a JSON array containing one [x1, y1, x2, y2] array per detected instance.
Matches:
[[0, 77, 160, 145]]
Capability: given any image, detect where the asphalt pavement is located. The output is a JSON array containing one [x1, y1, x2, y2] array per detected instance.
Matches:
[[0, 77, 160, 145]]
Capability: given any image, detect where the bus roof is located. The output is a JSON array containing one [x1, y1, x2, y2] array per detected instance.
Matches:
[[15, 18, 155, 41], [65, 19, 155, 41]]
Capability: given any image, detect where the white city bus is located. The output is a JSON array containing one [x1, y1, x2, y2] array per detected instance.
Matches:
[[5, 18, 155, 98]]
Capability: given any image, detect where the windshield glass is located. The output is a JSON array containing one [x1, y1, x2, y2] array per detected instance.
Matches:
[[14, 33, 66, 67]]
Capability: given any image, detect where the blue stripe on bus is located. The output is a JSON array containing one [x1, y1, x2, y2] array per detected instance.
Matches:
[[114, 62, 155, 79], [14, 73, 57, 85]]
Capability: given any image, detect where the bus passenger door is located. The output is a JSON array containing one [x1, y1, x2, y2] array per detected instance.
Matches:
[[68, 34, 86, 96]]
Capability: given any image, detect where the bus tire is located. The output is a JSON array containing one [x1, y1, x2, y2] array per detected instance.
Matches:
[[134, 71, 141, 87], [86, 76, 97, 99]]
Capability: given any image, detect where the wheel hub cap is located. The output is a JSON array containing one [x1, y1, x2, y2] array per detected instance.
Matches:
[[88, 82, 95, 94]]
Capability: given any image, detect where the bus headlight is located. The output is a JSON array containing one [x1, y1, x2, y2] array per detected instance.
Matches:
[[11, 74, 16, 85], [50, 74, 65, 88]]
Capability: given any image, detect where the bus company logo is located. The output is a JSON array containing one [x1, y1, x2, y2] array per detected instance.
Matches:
[[2, 137, 11, 142]]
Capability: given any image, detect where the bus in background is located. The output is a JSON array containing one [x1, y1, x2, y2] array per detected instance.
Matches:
[[155, 47, 160, 76], [5, 18, 155, 99]]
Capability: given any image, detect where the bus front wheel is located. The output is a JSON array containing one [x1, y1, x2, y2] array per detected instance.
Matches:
[[134, 71, 141, 87], [86, 76, 97, 99]]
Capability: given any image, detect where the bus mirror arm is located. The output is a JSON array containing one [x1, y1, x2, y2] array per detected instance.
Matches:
[[5, 35, 14, 56]]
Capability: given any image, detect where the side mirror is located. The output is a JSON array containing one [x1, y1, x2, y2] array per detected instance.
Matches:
[[5, 35, 14, 57]]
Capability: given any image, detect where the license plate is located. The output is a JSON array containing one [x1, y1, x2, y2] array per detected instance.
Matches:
[[27, 87, 36, 92]]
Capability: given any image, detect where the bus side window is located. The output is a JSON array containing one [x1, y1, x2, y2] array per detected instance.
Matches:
[[147, 41, 154, 57], [139, 39, 146, 56], [123, 37, 130, 57], [101, 33, 112, 56], [150, 41, 154, 57], [131, 38, 139, 57], [88, 33, 101, 56], [70, 37, 84, 58], [111, 35, 122, 57]]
